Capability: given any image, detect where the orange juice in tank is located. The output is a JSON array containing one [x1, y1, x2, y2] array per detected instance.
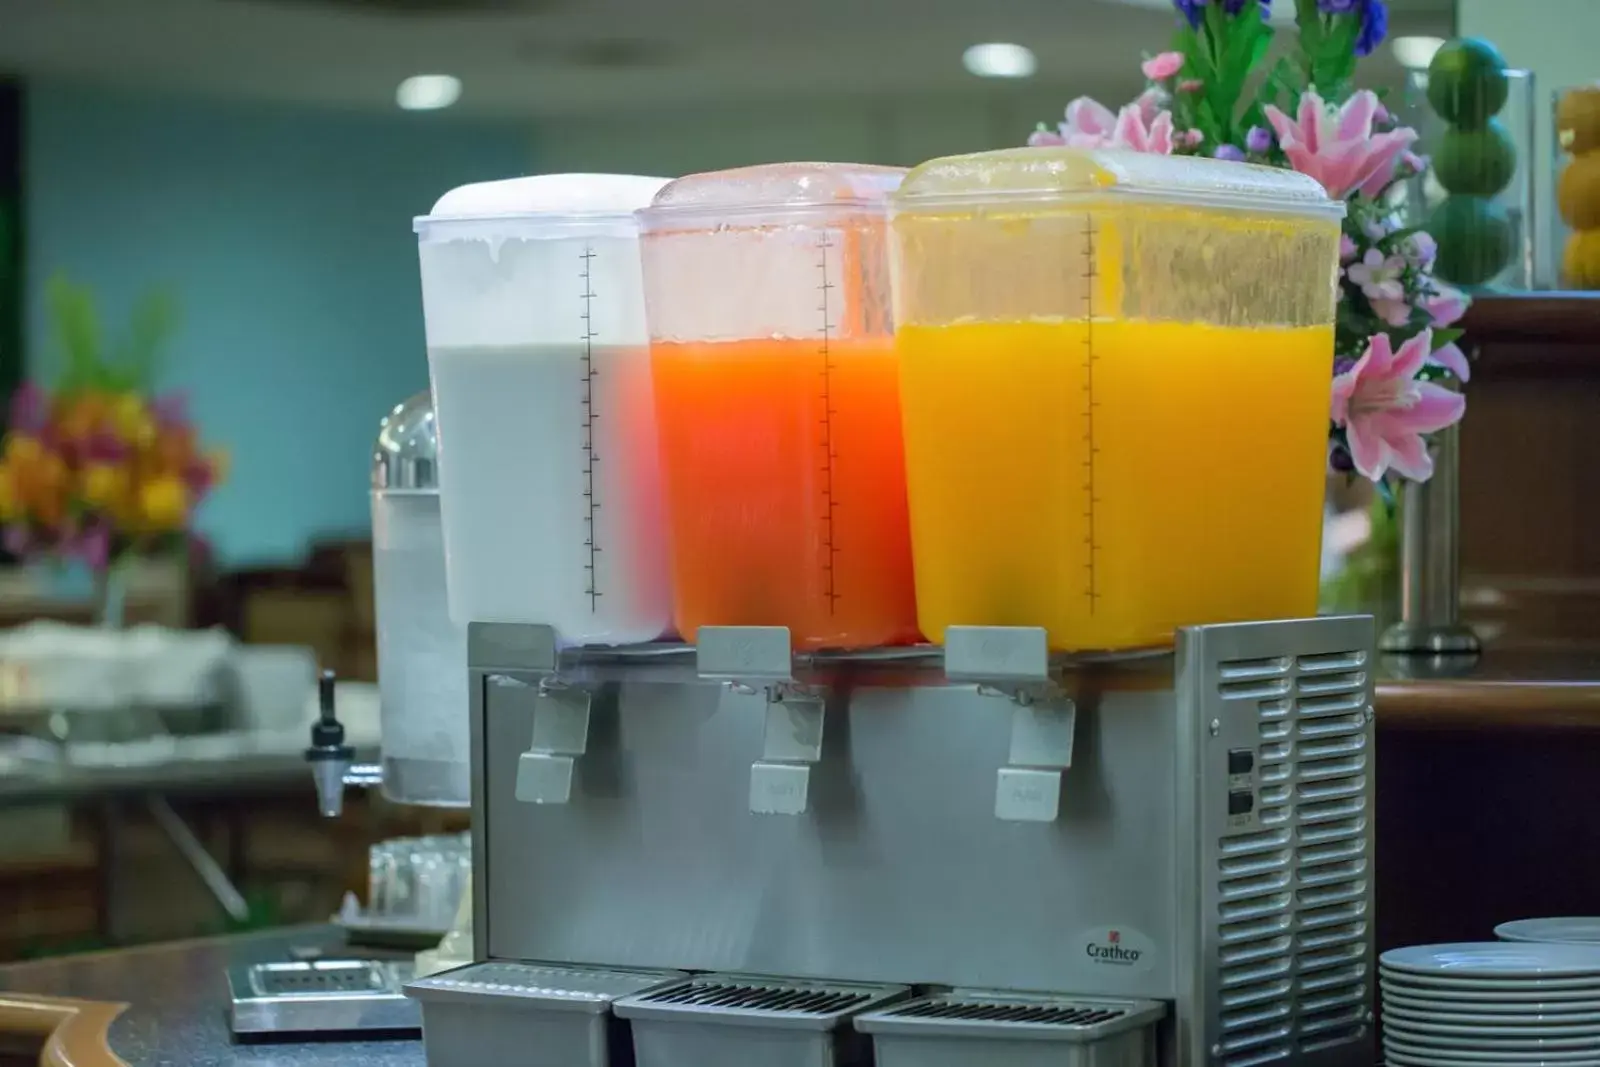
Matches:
[[639, 163, 919, 650], [889, 148, 1344, 651]]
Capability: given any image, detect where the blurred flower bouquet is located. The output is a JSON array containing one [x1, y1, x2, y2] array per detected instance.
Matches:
[[0, 278, 225, 616], [1029, 0, 1468, 490]]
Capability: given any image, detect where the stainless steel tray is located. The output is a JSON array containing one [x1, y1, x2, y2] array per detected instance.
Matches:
[[406, 961, 684, 1067], [227, 958, 420, 1037]]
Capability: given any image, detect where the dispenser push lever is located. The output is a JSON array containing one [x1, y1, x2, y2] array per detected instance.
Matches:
[[944, 626, 1076, 823], [505, 624, 594, 806], [697, 626, 824, 817]]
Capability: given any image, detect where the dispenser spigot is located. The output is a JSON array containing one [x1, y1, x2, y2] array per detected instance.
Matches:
[[696, 626, 825, 816], [944, 626, 1077, 823], [304, 669, 381, 817]]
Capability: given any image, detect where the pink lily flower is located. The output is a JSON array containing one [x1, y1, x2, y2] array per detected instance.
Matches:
[[1422, 283, 1468, 328], [1428, 341, 1471, 382], [1029, 96, 1115, 148], [1368, 297, 1413, 328], [1263, 89, 1419, 200], [1331, 329, 1466, 482], [1110, 105, 1176, 154], [1339, 234, 1358, 263], [1133, 88, 1164, 123], [1141, 51, 1185, 80]]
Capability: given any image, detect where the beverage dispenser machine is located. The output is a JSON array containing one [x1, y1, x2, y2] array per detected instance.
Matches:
[[403, 151, 1375, 1067]]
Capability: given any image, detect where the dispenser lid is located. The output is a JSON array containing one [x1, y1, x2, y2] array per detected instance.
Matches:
[[415, 173, 670, 240], [638, 162, 906, 231], [893, 147, 1344, 219], [372, 391, 438, 491]]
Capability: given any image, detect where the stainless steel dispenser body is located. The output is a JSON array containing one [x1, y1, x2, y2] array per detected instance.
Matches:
[[466, 615, 1376, 1067]]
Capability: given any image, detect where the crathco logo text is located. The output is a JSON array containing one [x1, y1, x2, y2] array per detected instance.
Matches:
[[1086, 929, 1143, 965]]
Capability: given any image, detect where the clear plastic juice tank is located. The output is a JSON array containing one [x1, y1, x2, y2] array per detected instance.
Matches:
[[371, 392, 467, 806], [637, 163, 919, 650], [889, 148, 1343, 651], [416, 174, 672, 644]]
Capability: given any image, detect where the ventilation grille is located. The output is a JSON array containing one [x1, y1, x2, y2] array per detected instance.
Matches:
[[633, 978, 878, 1019], [855, 992, 1167, 1045], [1215, 647, 1370, 1067]]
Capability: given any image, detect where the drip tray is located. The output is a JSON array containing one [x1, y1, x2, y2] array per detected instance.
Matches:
[[405, 961, 686, 1067], [613, 974, 910, 1067], [227, 958, 420, 1038], [854, 990, 1167, 1067]]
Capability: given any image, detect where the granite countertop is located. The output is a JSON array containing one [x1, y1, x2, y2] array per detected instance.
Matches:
[[0, 925, 422, 1067]]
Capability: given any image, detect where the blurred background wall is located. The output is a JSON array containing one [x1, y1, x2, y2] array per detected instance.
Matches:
[[24, 85, 531, 565]]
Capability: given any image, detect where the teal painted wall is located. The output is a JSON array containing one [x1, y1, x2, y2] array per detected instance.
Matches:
[[24, 84, 531, 565]]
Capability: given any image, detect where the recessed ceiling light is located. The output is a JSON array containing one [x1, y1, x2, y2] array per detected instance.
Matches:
[[396, 74, 462, 111], [963, 43, 1037, 79], [1393, 36, 1446, 71]]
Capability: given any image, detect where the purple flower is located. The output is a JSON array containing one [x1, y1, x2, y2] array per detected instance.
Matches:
[[1317, 0, 1361, 11], [1245, 125, 1273, 154], [1173, 0, 1260, 25], [82, 430, 130, 464], [1214, 144, 1247, 161], [68, 524, 111, 573], [1355, 0, 1388, 57], [3, 525, 30, 557], [7, 383, 45, 436], [150, 391, 190, 430], [1404, 231, 1437, 269]]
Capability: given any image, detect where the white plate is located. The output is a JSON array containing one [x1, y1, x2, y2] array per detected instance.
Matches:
[[1386, 1025, 1600, 1051], [1385, 1003, 1600, 1031], [1386, 1035, 1600, 1063], [1384, 982, 1600, 1007], [1383, 970, 1600, 995], [1386, 1047, 1600, 1067], [1382, 943, 1600, 981], [1500, 920, 1600, 945]]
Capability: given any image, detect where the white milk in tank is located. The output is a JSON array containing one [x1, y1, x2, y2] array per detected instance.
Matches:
[[415, 175, 672, 644]]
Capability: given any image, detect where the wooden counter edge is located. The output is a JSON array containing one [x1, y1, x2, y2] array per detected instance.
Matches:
[[0, 993, 127, 1067], [1377, 679, 1600, 730]]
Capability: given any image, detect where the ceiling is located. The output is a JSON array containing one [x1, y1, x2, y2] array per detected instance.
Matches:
[[0, 0, 1455, 119]]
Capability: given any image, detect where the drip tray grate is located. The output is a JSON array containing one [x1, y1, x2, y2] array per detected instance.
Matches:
[[615, 974, 909, 1067], [637, 980, 878, 1017], [855, 991, 1168, 1067], [227, 959, 419, 1037]]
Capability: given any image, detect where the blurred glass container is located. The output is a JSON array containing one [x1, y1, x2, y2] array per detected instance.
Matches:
[[1404, 67, 1536, 290], [1554, 83, 1600, 289], [367, 833, 471, 932], [371, 393, 469, 807]]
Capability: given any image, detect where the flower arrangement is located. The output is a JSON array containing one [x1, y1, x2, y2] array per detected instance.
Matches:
[[0, 278, 226, 576], [1029, 0, 1468, 489]]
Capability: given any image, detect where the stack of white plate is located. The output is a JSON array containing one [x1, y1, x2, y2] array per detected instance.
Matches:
[[1382, 942, 1600, 1066], [1499, 919, 1600, 946]]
